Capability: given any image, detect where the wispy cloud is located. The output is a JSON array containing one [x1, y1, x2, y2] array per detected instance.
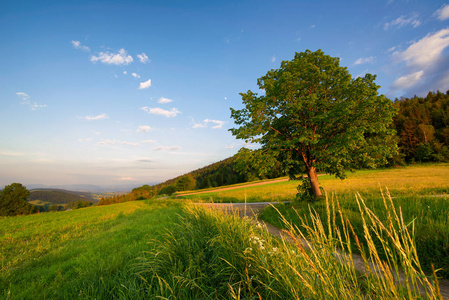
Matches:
[[16, 92, 30, 101], [353, 56, 375, 65], [137, 52, 149, 63], [91, 48, 133, 65], [71, 40, 90, 51], [157, 97, 173, 104], [153, 146, 181, 151], [435, 4, 449, 21], [132, 72, 140, 78], [16, 92, 47, 110], [0, 150, 24, 156], [140, 107, 180, 118], [116, 176, 135, 181], [384, 14, 421, 30], [137, 158, 153, 163], [193, 119, 226, 129], [136, 125, 151, 132], [97, 139, 140, 146], [141, 139, 156, 143], [84, 113, 109, 121], [139, 78, 152, 89], [271, 55, 277, 63], [393, 28, 449, 68]]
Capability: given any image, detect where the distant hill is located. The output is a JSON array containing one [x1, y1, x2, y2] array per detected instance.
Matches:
[[25, 183, 149, 193], [28, 189, 97, 205]]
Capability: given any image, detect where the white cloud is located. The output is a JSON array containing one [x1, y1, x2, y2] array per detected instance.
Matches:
[[435, 4, 449, 21], [140, 107, 180, 118], [384, 14, 421, 30], [121, 141, 140, 146], [193, 122, 207, 128], [132, 72, 140, 78], [137, 53, 149, 63], [271, 55, 277, 63], [205, 119, 226, 129], [157, 97, 173, 104], [84, 113, 109, 121], [193, 119, 226, 129], [136, 125, 151, 132], [16, 92, 47, 110], [77, 138, 93, 143], [30, 104, 48, 110], [139, 78, 152, 89], [91, 48, 133, 65], [394, 28, 449, 68], [353, 56, 375, 65], [153, 146, 181, 151], [123, 71, 128, 75], [392, 70, 424, 89], [71, 40, 90, 51], [16, 92, 30, 101]]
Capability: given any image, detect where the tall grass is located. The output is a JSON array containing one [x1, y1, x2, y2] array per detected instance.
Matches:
[[138, 195, 443, 299], [260, 190, 449, 279]]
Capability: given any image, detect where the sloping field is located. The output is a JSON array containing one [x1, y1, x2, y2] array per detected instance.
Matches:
[[0, 200, 184, 299], [178, 163, 449, 203]]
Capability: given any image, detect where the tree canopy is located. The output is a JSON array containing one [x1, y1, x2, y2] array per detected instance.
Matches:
[[230, 49, 397, 199], [0, 183, 36, 216]]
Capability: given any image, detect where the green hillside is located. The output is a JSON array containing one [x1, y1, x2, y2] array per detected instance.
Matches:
[[28, 189, 95, 205]]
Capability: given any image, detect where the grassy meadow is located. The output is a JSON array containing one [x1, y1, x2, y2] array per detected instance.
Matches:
[[1, 200, 184, 299]]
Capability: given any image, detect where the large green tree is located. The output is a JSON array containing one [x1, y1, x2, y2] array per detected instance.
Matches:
[[230, 50, 397, 199], [0, 183, 36, 216]]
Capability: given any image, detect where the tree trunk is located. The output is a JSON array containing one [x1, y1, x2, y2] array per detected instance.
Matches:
[[306, 166, 322, 198]]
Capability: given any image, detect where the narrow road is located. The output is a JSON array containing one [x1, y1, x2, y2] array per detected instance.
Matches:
[[196, 202, 449, 299]]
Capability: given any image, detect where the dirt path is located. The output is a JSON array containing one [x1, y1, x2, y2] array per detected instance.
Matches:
[[196, 202, 449, 299]]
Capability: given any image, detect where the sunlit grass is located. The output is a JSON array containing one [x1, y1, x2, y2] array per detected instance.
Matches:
[[0, 200, 184, 299], [179, 163, 449, 203]]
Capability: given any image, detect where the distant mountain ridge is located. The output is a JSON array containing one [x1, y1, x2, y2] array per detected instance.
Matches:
[[25, 183, 158, 193]]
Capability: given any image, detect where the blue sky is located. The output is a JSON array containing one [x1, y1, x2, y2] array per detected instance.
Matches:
[[1, 0, 449, 188]]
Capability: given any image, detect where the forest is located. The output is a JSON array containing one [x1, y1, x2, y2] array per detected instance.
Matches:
[[96, 90, 449, 206]]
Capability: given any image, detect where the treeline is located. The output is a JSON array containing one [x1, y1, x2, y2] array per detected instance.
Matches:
[[393, 90, 449, 163]]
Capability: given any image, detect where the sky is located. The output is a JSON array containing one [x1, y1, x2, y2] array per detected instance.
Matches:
[[1, 0, 449, 189]]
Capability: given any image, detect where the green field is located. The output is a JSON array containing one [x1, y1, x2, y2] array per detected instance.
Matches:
[[0, 200, 184, 299]]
